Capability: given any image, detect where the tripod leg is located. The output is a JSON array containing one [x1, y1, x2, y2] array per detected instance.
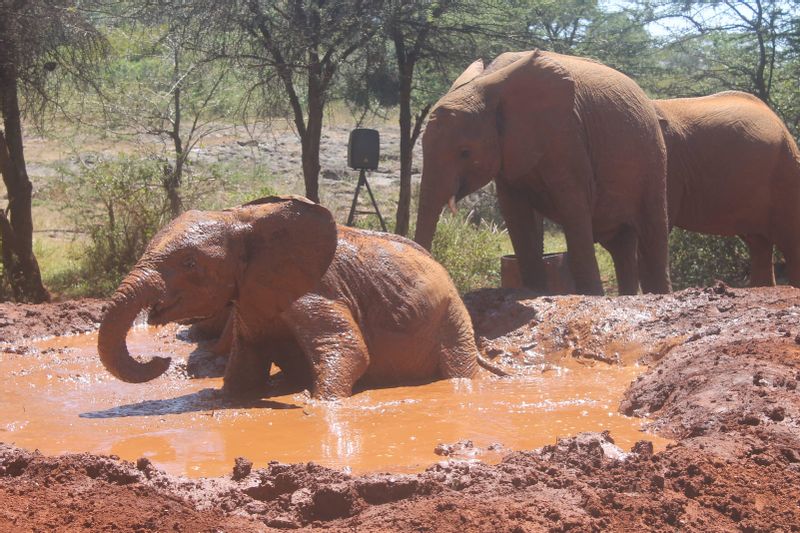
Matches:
[[363, 174, 387, 232], [346, 169, 366, 226]]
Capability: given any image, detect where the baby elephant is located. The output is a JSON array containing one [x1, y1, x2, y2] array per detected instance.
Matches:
[[97, 196, 499, 399]]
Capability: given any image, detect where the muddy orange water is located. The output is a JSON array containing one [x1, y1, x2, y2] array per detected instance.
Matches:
[[0, 325, 669, 478]]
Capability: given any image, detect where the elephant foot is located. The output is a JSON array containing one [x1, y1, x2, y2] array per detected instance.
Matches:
[[222, 362, 272, 398], [222, 377, 272, 399]]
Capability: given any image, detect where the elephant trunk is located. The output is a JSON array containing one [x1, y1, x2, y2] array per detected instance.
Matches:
[[97, 268, 171, 383], [414, 187, 444, 251]]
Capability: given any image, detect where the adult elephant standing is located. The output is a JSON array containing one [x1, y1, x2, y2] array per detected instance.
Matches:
[[654, 91, 800, 287], [414, 50, 671, 295]]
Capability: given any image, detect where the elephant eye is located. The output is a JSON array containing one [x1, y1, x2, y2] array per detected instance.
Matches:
[[459, 148, 471, 159], [182, 256, 197, 270]]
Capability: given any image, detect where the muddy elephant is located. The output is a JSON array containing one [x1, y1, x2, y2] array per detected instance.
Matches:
[[654, 91, 800, 287], [414, 49, 671, 295], [97, 196, 500, 399]]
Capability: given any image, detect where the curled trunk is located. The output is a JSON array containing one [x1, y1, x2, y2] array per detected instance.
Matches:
[[97, 270, 171, 383]]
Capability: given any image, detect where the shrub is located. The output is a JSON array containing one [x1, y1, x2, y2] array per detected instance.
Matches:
[[431, 211, 510, 293], [58, 155, 172, 295], [669, 229, 750, 289]]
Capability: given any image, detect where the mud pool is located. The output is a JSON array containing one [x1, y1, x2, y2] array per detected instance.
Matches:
[[0, 324, 668, 478]]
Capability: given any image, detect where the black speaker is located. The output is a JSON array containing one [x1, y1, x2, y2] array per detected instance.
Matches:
[[348, 129, 379, 170]]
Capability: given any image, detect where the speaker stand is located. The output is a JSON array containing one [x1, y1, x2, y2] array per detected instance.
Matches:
[[346, 168, 387, 232]]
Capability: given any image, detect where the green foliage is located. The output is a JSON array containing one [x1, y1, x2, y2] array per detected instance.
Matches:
[[430, 212, 510, 293], [669, 229, 750, 290], [55, 155, 172, 296]]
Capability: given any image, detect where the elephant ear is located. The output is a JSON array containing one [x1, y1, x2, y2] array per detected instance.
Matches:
[[448, 59, 485, 93], [653, 103, 674, 138], [236, 196, 337, 316], [473, 49, 575, 181]]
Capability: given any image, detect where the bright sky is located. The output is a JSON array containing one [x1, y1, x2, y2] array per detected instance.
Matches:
[[598, 0, 781, 38]]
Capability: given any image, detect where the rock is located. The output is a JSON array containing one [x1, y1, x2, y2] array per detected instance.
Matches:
[[309, 483, 356, 520], [355, 476, 419, 504], [631, 440, 654, 457], [232, 457, 253, 481]]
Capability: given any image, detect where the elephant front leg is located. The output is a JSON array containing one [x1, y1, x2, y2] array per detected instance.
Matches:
[[211, 311, 234, 357], [536, 152, 603, 295], [741, 234, 776, 286], [284, 296, 370, 400], [497, 181, 545, 292], [223, 335, 273, 396]]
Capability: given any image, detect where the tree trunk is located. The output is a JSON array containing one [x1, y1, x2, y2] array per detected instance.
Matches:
[[395, 63, 414, 237], [0, 71, 49, 303], [166, 48, 184, 218], [302, 83, 324, 204]]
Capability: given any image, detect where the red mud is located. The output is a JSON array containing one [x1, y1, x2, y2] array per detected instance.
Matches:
[[2, 284, 800, 531]]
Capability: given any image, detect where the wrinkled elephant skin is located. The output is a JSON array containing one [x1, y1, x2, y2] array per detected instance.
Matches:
[[97, 196, 489, 399], [655, 91, 800, 287], [415, 49, 671, 296]]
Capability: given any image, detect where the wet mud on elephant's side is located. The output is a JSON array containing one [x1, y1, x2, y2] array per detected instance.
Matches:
[[97, 196, 503, 400]]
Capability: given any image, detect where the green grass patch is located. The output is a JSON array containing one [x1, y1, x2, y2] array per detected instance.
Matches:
[[430, 212, 511, 294]]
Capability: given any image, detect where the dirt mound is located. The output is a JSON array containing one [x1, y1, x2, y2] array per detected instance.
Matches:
[[2, 430, 798, 531], [0, 298, 105, 347], [2, 285, 800, 531], [0, 445, 267, 532]]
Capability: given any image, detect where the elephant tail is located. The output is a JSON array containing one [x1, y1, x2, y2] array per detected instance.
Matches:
[[477, 353, 510, 377]]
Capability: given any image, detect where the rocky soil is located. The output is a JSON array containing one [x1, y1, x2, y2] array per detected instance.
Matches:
[[1, 284, 800, 531]]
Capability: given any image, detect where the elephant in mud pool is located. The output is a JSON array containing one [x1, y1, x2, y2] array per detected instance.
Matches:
[[414, 49, 671, 296], [97, 196, 502, 400], [654, 91, 800, 287]]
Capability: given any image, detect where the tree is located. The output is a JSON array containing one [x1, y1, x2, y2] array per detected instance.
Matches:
[[505, 0, 655, 78], [194, 0, 383, 204], [643, 0, 797, 104], [385, 0, 483, 237], [516, 0, 599, 52], [101, 17, 236, 217], [0, 0, 105, 302]]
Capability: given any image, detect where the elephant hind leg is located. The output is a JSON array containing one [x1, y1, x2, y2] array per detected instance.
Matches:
[[601, 226, 639, 295], [636, 215, 671, 294], [740, 234, 775, 287], [437, 303, 480, 379]]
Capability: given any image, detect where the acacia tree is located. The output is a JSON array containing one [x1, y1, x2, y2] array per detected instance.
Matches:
[[102, 17, 235, 217], [385, 0, 479, 236], [515, 0, 598, 52], [0, 0, 105, 302], [194, 0, 383, 204], [644, 0, 796, 104]]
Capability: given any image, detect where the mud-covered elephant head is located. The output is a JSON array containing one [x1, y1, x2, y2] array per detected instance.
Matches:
[[415, 50, 573, 249], [97, 196, 338, 383]]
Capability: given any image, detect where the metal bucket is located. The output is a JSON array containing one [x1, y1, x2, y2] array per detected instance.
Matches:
[[500, 253, 576, 295]]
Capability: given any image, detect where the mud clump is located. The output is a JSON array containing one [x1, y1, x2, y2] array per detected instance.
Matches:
[[232, 457, 253, 481], [1, 286, 800, 530]]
